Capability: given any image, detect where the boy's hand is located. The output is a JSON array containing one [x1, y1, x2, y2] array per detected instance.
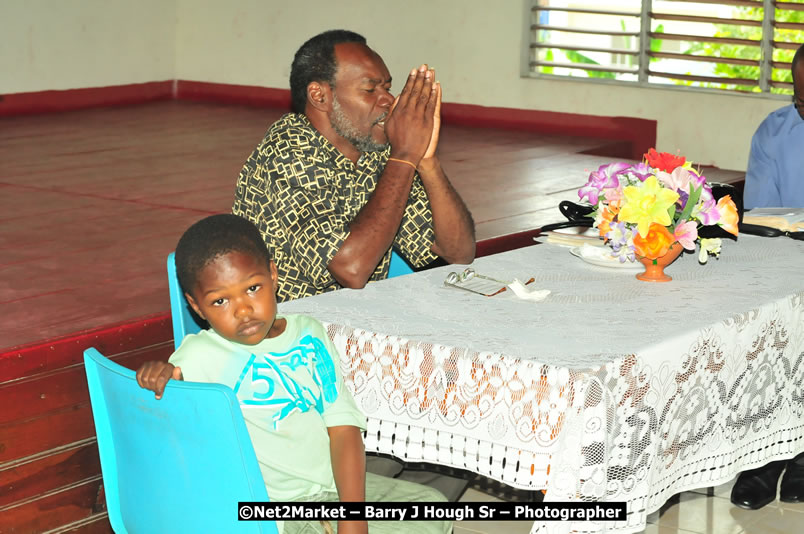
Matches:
[[135, 361, 183, 400]]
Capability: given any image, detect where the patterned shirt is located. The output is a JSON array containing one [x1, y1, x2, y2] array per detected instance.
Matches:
[[233, 113, 437, 302]]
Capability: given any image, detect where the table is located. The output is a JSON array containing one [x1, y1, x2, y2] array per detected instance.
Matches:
[[279, 235, 804, 533]]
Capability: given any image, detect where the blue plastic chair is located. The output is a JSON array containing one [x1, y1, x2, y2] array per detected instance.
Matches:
[[388, 249, 414, 278], [167, 252, 204, 349], [83, 347, 278, 534]]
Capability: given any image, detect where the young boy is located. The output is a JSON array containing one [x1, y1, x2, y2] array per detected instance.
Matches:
[[136, 214, 450, 534]]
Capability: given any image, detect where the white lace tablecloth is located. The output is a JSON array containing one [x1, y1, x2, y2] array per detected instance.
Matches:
[[279, 235, 804, 533]]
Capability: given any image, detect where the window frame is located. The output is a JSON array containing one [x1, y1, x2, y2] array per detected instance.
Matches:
[[522, 0, 804, 100]]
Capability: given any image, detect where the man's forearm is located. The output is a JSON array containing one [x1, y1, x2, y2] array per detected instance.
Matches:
[[418, 156, 476, 264], [328, 161, 416, 288], [329, 66, 442, 288]]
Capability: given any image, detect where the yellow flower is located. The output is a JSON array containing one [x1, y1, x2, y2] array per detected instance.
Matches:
[[618, 176, 680, 238]]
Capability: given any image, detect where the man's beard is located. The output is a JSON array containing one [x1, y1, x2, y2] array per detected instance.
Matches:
[[330, 95, 388, 153]]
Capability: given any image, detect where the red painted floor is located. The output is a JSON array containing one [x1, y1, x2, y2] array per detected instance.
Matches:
[[0, 101, 681, 352]]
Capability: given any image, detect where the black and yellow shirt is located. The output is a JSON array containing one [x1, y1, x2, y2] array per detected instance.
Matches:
[[233, 113, 437, 302]]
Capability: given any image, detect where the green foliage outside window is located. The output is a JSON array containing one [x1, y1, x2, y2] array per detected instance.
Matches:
[[535, 4, 801, 94], [683, 6, 803, 94], [538, 20, 663, 80]]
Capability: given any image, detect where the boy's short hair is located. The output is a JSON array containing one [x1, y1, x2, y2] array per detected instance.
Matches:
[[175, 214, 272, 295]]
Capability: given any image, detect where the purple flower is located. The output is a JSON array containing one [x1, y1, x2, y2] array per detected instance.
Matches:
[[631, 162, 653, 182], [612, 244, 636, 263], [605, 221, 637, 263], [694, 195, 720, 226], [578, 162, 631, 205], [688, 169, 706, 188], [700, 184, 714, 202], [688, 185, 720, 226], [677, 189, 689, 210]]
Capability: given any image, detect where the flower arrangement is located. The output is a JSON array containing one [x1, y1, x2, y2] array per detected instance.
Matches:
[[578, 149, 739, 264]]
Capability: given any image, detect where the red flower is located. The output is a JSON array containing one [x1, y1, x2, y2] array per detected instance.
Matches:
[[644, 148, 686, 173]]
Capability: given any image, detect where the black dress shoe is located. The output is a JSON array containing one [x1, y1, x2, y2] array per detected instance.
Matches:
[[781, 458, 804, 503], [730, 460, 786, 510]]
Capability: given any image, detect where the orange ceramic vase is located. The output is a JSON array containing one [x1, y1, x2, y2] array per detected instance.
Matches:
[[636, 242, 684, 282]]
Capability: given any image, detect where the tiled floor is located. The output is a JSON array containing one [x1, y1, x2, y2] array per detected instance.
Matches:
[[454, 477, 804, 534], [454, 486, 535, 534]]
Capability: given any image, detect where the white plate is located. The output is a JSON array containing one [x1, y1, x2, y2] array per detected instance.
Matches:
[[536, 227, 603, 248], [552, 227, 600, 237], [570, 246, 643, 270]]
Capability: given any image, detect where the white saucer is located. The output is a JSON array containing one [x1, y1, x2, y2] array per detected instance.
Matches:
[[570, 246, 643, 270]]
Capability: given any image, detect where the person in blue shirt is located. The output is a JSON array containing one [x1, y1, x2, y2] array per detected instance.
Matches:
[[730, 44, 804, 511], [743, 43, 804, 209]]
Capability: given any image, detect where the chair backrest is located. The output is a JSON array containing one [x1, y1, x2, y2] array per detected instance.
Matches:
[[168, 252, 204, 349], [83, 347, 277, 534], [388, 249, 414, 278]]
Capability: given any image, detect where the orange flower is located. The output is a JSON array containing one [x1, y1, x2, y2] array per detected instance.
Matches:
[[597, 201, 620, 237], [633, 223, 676, 260], [644, 148, 686, 173], [716, 195, 739, 236]]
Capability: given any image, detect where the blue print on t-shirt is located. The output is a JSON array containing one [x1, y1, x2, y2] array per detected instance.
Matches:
[[232, 334, 339, 426]]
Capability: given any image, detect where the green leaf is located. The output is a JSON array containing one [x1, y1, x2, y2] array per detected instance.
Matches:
[[677, 6, 795, 94], [667, 204, 677, 231], [563, 50, 615, 79], [650, 24, 664, 53], [620, 19, 634, 66], [543, 49, 554, 75], [678, 183, 703, 224], [620, 19, 632, 50], [564, 50, 599, 65]]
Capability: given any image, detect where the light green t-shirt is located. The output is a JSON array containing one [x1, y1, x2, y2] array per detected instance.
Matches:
[[169, 314, 366, 502]]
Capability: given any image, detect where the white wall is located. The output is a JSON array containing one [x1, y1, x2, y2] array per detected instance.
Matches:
[[0, 0, 176, 93], [4, 0, 788, 171], [174, 0, 786, 171]]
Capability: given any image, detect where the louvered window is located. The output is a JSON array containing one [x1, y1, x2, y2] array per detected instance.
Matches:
[[528, 0, 804, 94]]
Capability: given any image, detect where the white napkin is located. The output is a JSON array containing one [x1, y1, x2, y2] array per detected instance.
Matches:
[[579, 243, 613, 260], [507, 279, 550, 301]]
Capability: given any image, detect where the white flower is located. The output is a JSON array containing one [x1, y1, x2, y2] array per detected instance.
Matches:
[[698, 238, 722, 264]]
